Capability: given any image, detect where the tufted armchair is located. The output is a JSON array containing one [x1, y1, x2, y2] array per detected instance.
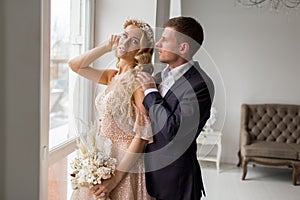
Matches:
[[238, 104, 300, 185]]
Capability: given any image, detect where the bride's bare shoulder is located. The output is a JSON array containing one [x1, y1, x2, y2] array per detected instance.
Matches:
[[105, 69, 118, 83]]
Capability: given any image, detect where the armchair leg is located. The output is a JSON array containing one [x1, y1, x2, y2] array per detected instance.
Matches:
[[242, 159, 248, 180], [292, 164, 299, 185]]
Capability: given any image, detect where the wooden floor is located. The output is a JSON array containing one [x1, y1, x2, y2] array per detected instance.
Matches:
[[200, 161, 300, 200]]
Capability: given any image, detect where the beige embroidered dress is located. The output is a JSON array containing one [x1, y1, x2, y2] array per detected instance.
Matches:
[[71, 70, 153, 200]]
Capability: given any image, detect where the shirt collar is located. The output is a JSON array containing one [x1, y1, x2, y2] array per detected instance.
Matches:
[[161, 61, 194, 82]]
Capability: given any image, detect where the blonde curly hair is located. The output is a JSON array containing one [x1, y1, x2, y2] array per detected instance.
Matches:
[[110, 19, 154, 130]]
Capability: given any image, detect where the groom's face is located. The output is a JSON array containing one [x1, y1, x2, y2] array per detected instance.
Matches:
[[155, 27, 181, 66]]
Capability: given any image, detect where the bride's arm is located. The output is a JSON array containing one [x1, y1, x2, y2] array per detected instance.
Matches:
[[68, 35, 119, 85], [92, 137, 148, 199], [112, 137, 148, 181]]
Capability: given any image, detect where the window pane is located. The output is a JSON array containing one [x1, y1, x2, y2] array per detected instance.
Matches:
[[50, 0, 86, 149]]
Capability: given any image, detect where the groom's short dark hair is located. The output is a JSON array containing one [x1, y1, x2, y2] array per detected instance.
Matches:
[[164, 16, 204, 56]]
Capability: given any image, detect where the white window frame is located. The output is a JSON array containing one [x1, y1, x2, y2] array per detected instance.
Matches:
[[40, 0, 95, 199]]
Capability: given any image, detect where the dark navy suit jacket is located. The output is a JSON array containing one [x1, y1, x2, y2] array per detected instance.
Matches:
[[143, 62, 214, 200]]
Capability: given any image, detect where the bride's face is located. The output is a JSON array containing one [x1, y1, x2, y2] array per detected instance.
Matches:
[[117, 24, 142, 60]]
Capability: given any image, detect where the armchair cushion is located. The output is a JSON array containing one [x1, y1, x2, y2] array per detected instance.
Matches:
[[244, 141, 298, 160]]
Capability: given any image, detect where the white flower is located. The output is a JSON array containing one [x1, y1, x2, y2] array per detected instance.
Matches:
[[70, 122, 117, 190]]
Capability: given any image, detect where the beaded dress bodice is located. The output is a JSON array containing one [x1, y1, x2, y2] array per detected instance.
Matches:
[[95, 90, 135, 145]]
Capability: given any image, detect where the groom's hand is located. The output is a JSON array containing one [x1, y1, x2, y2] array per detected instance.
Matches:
[[136, 72, 156, 91]]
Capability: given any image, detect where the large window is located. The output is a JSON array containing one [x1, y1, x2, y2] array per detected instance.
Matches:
[[41, 0, 94, 199], [49, 0, 90, 149]]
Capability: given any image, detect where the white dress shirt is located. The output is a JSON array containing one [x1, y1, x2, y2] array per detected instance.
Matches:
[[145, 61, 193, 97]]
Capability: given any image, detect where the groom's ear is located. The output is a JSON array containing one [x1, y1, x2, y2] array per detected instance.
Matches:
[[179, 42, 190, 55]]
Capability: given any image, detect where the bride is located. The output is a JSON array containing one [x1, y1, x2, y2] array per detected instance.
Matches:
[[68, 19, 155, 200]]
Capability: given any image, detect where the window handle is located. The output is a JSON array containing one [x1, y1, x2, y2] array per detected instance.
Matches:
[[42, 145, 48, 160]]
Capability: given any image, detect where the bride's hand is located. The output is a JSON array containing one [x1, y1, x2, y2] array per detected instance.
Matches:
[[91, 185, 109, 200], [91, 178, 118, 200], [107, 34, 120, 51]]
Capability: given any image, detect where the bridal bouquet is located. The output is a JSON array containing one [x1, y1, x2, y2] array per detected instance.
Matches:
[[70, 122, 117, 190]]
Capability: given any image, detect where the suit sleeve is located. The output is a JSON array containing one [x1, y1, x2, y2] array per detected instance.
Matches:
[[143, 81, 211, 142]]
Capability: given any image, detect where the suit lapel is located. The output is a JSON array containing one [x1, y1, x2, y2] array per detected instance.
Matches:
[[163, 65, 198, 99]]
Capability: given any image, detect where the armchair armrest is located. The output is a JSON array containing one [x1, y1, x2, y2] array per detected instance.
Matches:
[[240, 104, 251, 146], [241, 129, 250, 146]]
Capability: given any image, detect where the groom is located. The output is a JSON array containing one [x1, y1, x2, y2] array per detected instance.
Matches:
[[137, 16, 214, 200]]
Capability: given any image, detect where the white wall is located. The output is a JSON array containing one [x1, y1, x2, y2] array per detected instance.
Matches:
[[182, 0, 300, 163], [95, 0, 156, 43], [1, 0, 41, 199]]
